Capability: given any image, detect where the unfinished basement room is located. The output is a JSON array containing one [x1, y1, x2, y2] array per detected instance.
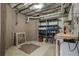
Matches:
[[0, 3, 79, 56]]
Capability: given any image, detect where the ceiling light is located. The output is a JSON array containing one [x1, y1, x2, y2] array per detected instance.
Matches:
[[24, 3, 32, 5], [24, 3, 32, 7], [33, 4, 44, 10]]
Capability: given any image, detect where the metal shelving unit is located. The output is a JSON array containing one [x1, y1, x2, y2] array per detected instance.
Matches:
[[39, 18, 61, 43]]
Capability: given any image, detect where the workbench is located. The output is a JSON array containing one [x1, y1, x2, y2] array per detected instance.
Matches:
[[55, 33, 79, 56]]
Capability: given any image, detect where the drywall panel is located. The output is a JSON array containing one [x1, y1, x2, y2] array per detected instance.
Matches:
[[1, 3, 6, 56], [5, 5, 28, 48], [13, 13, 40, 42], [15, 13, 28, 41], [35, 20, 39, 41], [15, 14, 26, 32], [27, 19, 39, 41], [4, 4, 39, 49], [5, 5, 15, 49]]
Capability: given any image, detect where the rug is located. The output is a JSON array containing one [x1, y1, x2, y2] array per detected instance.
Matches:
[[19, 44, 40, 54]]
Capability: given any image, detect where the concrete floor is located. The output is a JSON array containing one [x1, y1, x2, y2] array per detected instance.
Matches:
[[5, 41, 56, 56]]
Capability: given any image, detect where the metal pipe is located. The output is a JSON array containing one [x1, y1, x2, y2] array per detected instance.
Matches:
[[27, 17, 40, 22]]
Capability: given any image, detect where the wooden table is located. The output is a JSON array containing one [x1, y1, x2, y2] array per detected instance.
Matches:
[[55, 33, 79, 56]]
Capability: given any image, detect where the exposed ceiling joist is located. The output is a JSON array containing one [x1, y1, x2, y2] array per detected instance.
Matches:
[[26, 5, 61, 16], [13, 3, 22, 8], [25, 4, 54, 14], [18, 4, 37, 12], [27, 5, 61, 15], [27, 4, 71, 16], [9, 3, 71, 17]]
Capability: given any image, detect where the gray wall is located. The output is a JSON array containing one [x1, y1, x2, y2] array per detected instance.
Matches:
[[5, 4, 39, 49], [5, 5, 15, 49], [0, 3, 6, 56], [27, 19, 39, 41], [0, 3, 1, 55]]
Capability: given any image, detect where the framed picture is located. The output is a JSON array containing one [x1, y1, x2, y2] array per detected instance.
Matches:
[[16, 32, 26, 46]]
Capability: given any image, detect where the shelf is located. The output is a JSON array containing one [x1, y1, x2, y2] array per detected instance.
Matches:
[[46, 36, 53, 38], [39, 18, 60, 42], [65, 20, 72, 25], [39, 25, 59, 27], [39, 36, 53, 38], [39, 30, 58, 34], [47, 32, 57, 33], [39, 29, 46, 30], [39, 19, 61, 23]]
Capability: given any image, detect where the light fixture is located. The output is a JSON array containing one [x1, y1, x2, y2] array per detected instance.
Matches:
[[33, 4, 44, 10], [24, 3, 32, 7]]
